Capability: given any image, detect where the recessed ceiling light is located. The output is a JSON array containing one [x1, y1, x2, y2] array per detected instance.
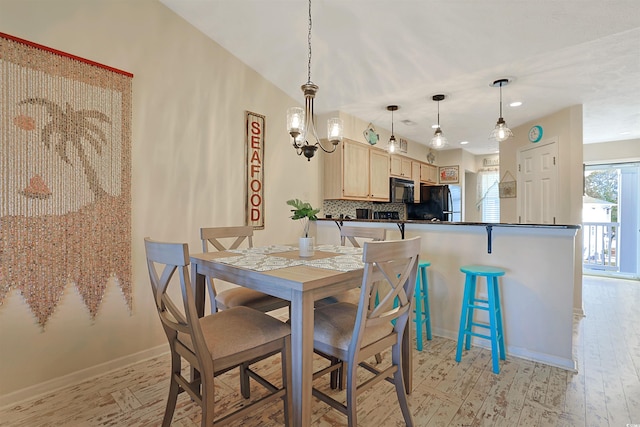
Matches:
[[509, 101, 522, 107], [431, 124, 438, 129], [619, 131, 631, 135], [460, 141, 469, 145]]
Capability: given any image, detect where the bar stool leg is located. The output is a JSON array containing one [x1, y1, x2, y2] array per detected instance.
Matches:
[[455, 274, 472, 362], [464, 275, 477, 351], [422, 265, 432, 341], [415, 271, 424, 351], [492, 276, 506, 361], [487, 276, 501, 374]]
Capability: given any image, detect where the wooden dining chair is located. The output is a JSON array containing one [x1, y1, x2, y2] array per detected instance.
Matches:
[[317, 225, 388, 388], [144, 238, 292, 427], [200, 226, 290, 313], [317, 226, 386, 307], [311, 237, 421, 427], [340, 225, 386, 248]]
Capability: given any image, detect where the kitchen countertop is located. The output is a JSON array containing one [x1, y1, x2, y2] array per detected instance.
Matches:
[[318, 217, 581, 229]]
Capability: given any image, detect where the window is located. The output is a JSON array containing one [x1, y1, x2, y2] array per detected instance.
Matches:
[[479, 170, 500, 223]]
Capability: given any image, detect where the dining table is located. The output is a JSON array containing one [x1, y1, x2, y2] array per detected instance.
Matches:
[[189, 243, 412, 427]]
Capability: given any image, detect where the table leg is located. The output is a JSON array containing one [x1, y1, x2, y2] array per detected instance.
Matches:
[[289, 290, 314, 426], [192, 270, 206, 317]]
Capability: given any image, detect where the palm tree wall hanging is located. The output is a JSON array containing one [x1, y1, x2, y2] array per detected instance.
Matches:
[[0, 32, 133, 328]]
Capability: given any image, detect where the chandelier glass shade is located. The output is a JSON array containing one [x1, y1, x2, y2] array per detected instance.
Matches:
[[286, 0, 343, 161], [489, 78, 514, 142], [430, 94, 448, 149]]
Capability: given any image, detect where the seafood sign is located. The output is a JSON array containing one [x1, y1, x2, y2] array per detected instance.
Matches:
[[246, 111, 265, 229]]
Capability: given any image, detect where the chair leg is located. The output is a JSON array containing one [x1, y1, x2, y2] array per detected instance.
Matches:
[[329, 357, 340, 389], [162, 353, 181, 427], [201, 372, 215, 427], [240, 362, 251, 399], [392, 337, 414, 427], [345, 359, 358, 427]]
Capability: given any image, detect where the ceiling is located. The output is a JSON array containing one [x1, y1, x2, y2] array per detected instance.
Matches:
[[160, 0, 640, 155]]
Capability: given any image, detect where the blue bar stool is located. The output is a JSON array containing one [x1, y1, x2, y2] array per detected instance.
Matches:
[[455, 265, 506, 374], [414, 261, 432, 351]]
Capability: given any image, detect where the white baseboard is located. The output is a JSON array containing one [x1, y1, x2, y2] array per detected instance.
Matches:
[[431, 328, 577, 373], [0, 345, 168, 410]]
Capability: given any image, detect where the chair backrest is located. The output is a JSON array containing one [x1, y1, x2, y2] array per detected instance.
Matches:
[[144, 238, 212, 376], [340, 226, 386, 248], [201, 226, 254, 252], [349, 237, 421, 357]]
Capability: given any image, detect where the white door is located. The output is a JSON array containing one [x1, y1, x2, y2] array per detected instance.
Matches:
[[518, 140, 558, 224]]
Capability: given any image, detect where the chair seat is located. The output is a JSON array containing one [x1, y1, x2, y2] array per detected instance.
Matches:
[[217, 287, 289, 312], [179, 306, 290, 362], [314, 289, 360, 308], [313, 302, 393, 354]]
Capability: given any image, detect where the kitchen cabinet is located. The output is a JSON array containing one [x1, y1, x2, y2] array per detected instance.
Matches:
[[390, 155, 412, 178], [323, 139, 389, 201], [420, 163, 438, 184]]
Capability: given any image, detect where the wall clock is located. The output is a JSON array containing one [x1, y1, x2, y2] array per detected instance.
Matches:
[[528, 125, 543, 143]]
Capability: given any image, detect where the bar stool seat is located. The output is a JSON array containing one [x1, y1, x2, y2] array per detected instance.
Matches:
[[414, 261, 432, 350], [455, 265, 506, 374]]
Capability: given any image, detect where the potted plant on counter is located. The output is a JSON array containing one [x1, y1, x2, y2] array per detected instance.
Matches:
[[286, 198, 319, 257]]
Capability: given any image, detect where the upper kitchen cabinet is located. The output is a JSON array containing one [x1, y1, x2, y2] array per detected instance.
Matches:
[[420, 163, 438, 184], [324, 139, 389, 201], [390, 155, 412, 178]]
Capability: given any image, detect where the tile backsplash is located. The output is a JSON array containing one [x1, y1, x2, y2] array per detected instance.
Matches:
[[322, 200, 406, 220]]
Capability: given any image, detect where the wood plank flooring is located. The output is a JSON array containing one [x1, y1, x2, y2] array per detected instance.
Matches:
[[1, 275, 638, 426]]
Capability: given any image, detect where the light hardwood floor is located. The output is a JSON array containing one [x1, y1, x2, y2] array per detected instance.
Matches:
[[1, 275, 639, 426]]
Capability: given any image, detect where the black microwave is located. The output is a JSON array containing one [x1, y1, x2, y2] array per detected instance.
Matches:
[[389, 177, 414, 203]]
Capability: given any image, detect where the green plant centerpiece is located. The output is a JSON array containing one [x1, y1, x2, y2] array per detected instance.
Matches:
[[286, 199, 319, 237], [287, 199, 319, 257]]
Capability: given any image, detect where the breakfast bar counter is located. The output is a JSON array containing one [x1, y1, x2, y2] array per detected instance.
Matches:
[[315, 219, 581, 371]]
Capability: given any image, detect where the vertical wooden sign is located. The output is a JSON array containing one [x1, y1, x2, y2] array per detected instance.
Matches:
[[246, 111, 265, 229]]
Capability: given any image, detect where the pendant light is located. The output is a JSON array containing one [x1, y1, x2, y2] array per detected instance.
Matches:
[[386, 105, 399, 153], [286, 0, 343, 161], [489, 78, 514, 142], [430, 94, 448, 149]]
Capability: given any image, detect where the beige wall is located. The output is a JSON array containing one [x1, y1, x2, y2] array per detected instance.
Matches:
[[498, 105, 584, 314], [584, 138, 640, 164], [0, 0, 323, 402]]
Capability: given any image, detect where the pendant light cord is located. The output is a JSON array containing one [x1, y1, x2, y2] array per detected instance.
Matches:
[[499, 82, 503, 118], [307, 0, 313, 84], [391, 109, 395, 136]]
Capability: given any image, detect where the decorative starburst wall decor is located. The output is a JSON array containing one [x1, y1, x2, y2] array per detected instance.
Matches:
[[0, 33, 133, 327]]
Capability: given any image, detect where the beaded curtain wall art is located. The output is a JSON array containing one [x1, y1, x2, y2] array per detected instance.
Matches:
[[0, 33, 133, 327]]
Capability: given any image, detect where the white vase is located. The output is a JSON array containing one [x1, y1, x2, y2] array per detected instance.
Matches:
[[298, 237, 315, 257]]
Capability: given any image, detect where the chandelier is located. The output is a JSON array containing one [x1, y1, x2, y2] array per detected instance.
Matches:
[[286, 0, 343, 161], [430, 94, 448, 149], [489, 78, 514, 142], [386, 105, 398, 153]]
